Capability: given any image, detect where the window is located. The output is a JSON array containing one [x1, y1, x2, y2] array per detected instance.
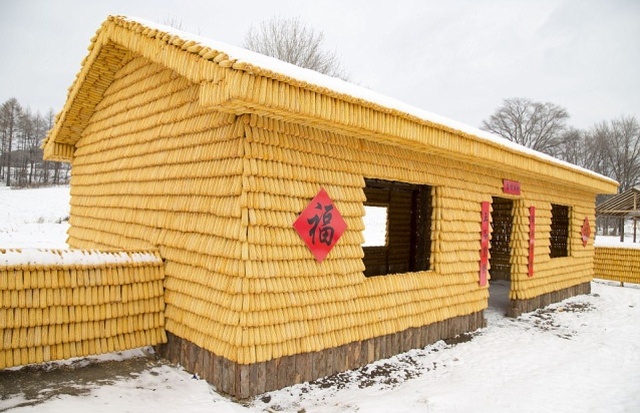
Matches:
[[550, 204, 570, 258], [362, 178, 432, 277]]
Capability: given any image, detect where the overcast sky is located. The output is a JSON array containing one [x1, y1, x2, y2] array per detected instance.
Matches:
[[1, 0, 638, 130]]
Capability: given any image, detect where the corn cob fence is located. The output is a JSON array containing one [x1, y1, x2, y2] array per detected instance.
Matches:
[[594, 246, 640, 285], [0, 249, 166, 369]]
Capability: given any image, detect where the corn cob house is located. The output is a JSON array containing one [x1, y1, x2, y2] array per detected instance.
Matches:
[[42, 16, 618, 397]]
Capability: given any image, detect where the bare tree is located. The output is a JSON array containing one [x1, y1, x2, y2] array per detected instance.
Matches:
[[555, 127, 605, 175], [481, 97, 569, 156], [42, 109, 56, 185], [162, 17, 185, 31], [0, 98, 21, 186], [244, 16, 349, 80], [557, 127, 586, 166], [582, 129, 610, 176], [592, 116, 640, 192], [16, 106, 33, 186]]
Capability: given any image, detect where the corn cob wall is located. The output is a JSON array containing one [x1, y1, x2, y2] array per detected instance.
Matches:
[[507, 185, 598, 301], [594, 247, 640, 284], [66, 55, 247, 364], [239, 115, 489, 365], [0, 249, 165, 369]]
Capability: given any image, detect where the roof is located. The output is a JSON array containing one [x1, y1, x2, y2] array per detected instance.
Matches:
[[596, 186, 640, 218], [44, 15, 618, 195]]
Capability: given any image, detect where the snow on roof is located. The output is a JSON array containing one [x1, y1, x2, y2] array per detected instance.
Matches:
[[0, 248, 162, 267], [121, 15, 617, 186]]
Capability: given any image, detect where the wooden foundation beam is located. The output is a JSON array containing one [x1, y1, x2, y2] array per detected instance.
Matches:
[[508, 282, 591, 317], [155, 311, 486, 398]]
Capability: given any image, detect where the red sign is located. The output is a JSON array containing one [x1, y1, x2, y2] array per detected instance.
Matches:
[[581, 217, 591, 247], [479, 201, 490, 287], [293, 188, 347, 262], [503, 179, 521, 195], [528, 206, 536, 277]]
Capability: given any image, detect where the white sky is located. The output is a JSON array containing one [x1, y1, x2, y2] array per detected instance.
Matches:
[[0, 0, 638, 130]]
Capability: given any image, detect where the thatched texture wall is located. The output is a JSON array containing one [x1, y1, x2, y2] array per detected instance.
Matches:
[[0, 249, 165, 369], [594, 247, 640, 284]]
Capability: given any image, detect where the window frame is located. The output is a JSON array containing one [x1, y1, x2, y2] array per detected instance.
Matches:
[[362, 178, 432, 277], [550, 203, 570, 258]]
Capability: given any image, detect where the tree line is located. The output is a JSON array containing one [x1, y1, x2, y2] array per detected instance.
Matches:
[[0, 98, 70, 188]]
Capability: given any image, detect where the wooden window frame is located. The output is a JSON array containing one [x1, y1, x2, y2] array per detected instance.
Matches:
[[550, 203, 570, 258], [362, 178, 432, 277]]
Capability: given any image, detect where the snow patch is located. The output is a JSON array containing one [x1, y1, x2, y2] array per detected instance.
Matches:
[[0, 248, 161, 266], [0, 185, 70, 248]]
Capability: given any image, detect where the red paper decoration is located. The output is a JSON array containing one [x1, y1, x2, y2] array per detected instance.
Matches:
[[293, 188, 347, 262], [581, 217, 591, 247], [503, 179, 521, 195], [529, 206, 536, 277], [479, 201, 490, 287]]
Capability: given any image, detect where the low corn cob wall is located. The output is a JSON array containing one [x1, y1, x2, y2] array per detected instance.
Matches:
[[0, 249, 166, 369], [594, 246, 640, 284]]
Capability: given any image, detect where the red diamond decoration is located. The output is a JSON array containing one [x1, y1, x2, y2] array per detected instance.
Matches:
[[293, 188, 347, 262], [581, 216, 591, 247]]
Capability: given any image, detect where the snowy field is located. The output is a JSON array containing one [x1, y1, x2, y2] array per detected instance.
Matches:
[[0, 186, 71, 248], [1, 186, 640, 413]]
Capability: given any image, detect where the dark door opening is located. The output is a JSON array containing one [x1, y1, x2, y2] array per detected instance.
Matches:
[[488, 197, 514, 313], [490, 197, 514, 281]]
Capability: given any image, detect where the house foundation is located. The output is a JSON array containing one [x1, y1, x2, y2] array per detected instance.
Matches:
[[156, 311, 485, 398], [508, 282, 591, 317]]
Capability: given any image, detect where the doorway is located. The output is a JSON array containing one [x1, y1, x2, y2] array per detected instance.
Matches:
[[488, 197, 514, 313]]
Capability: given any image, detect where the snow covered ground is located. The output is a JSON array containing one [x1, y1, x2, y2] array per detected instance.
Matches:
[[1, 186, 639, 413], [0, 186, 71, 248], [596, 234, 640, 249]]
